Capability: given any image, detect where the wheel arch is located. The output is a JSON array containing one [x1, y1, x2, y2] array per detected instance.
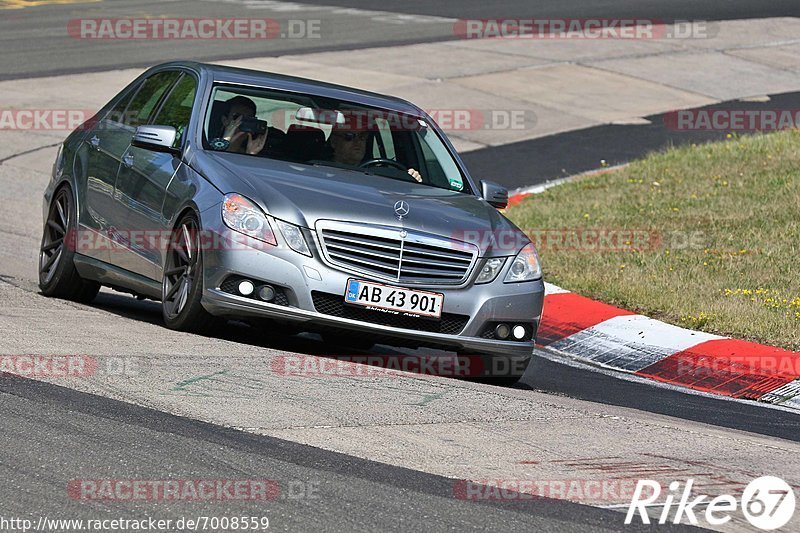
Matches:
[[43, 176, 79, 226], [155, 202, 204, 281]]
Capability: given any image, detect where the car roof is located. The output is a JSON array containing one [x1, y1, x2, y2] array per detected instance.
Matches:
[[152, 61, 424, 116]]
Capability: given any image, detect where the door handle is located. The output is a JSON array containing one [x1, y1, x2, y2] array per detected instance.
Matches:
[[89, 135, 100, 149], [122, 153, 134, 168]]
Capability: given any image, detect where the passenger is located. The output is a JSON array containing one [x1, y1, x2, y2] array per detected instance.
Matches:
[[327, 118, 423, 183]]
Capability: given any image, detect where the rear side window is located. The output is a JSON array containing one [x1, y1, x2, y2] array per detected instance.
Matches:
[[122, 71, 181, 129], [152, 74, 197, 148]]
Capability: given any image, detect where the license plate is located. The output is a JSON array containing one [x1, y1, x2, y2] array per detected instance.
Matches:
[[344, 279, 443, 318]]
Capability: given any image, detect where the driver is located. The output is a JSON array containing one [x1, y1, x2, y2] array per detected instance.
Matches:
[[328, 117, 423, 183], [219, 96, 268, 155]]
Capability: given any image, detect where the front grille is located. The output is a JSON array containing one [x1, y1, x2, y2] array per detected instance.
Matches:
[[220, 275, 291, 307], [311, 291, 468, 335], [317, 221, 477, 285]]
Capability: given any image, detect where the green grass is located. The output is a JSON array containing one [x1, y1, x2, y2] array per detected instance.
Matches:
[[507, 130, 800, 350]]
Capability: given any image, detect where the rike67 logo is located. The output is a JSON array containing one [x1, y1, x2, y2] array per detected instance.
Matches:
[[626, 476, 796, 530]]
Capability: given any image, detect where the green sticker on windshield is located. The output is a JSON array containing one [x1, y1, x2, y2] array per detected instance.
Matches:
[[449, 179, 464, 191]]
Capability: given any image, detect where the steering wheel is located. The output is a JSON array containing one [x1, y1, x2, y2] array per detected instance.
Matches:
[[359, 158, 407, 172]]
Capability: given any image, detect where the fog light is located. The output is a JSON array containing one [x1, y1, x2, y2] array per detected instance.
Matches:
[[512, 325, 526, 340], [258, 285, 275, 302], [495, 323, 510, 340], [238, 280, 255, 296]]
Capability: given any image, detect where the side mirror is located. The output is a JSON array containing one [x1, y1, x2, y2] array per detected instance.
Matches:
[[481, 180, 508, 209], [131, 125, 179, 154]]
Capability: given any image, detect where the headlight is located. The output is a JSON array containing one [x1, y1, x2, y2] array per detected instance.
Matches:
[[504, 243, 541, 282], [276, 219, 311, 256], [221, 193, 276, 246], [475, 257, 505, 284]]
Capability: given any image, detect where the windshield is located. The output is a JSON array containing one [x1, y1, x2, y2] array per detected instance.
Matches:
[[203, 85, 471, 194]]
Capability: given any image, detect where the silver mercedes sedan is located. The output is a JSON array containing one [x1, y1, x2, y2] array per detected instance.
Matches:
[[39, 61, 544, 366]]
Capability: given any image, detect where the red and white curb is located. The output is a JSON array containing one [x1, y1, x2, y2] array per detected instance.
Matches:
[[522, 282, 800, 410]]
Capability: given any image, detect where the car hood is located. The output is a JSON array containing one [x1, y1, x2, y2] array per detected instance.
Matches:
[[197, 152, 527, 256]]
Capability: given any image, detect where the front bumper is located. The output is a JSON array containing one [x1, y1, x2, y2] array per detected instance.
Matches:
[[199, 216, 544, 357]]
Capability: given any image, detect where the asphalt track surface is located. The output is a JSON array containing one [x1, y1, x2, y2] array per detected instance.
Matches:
[[2, 0, 798, 80], [22, 288, 800, 443], [2, 1, 800, 532], [1, 374, 694, 532], [0, 283, 796, 531], [43, 291, 800, 444]]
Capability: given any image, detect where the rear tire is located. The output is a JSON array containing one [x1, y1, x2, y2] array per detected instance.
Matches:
[[161, 212, 215, 333], [38, 185, 100, 303]]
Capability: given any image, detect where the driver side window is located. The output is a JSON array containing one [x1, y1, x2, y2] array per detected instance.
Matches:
[[151, 74, 197, 149]]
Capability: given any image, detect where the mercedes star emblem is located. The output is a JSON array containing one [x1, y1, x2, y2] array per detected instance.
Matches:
[[394, 200, 410, 219]]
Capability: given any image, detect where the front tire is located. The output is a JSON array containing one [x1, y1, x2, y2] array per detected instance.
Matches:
[[38, 185, 100, 303], [161, 212, 214, 332]]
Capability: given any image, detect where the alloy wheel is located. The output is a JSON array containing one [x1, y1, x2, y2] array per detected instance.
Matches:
[[39, 189, 70, 285], [162, 219, 200, 319]]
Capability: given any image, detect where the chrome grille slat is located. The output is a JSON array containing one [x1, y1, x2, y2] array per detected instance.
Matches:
[[324, 233, 402, 252], [400, 254, 472, 267], [401, 266, 463, 276], [402, 246, 473, 262], [403, 240, 472, 253], [317, 221, 478, 285], [400, 258, 467, 271], [328, 251, 399, 273], [325, 242, 400, 263]]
